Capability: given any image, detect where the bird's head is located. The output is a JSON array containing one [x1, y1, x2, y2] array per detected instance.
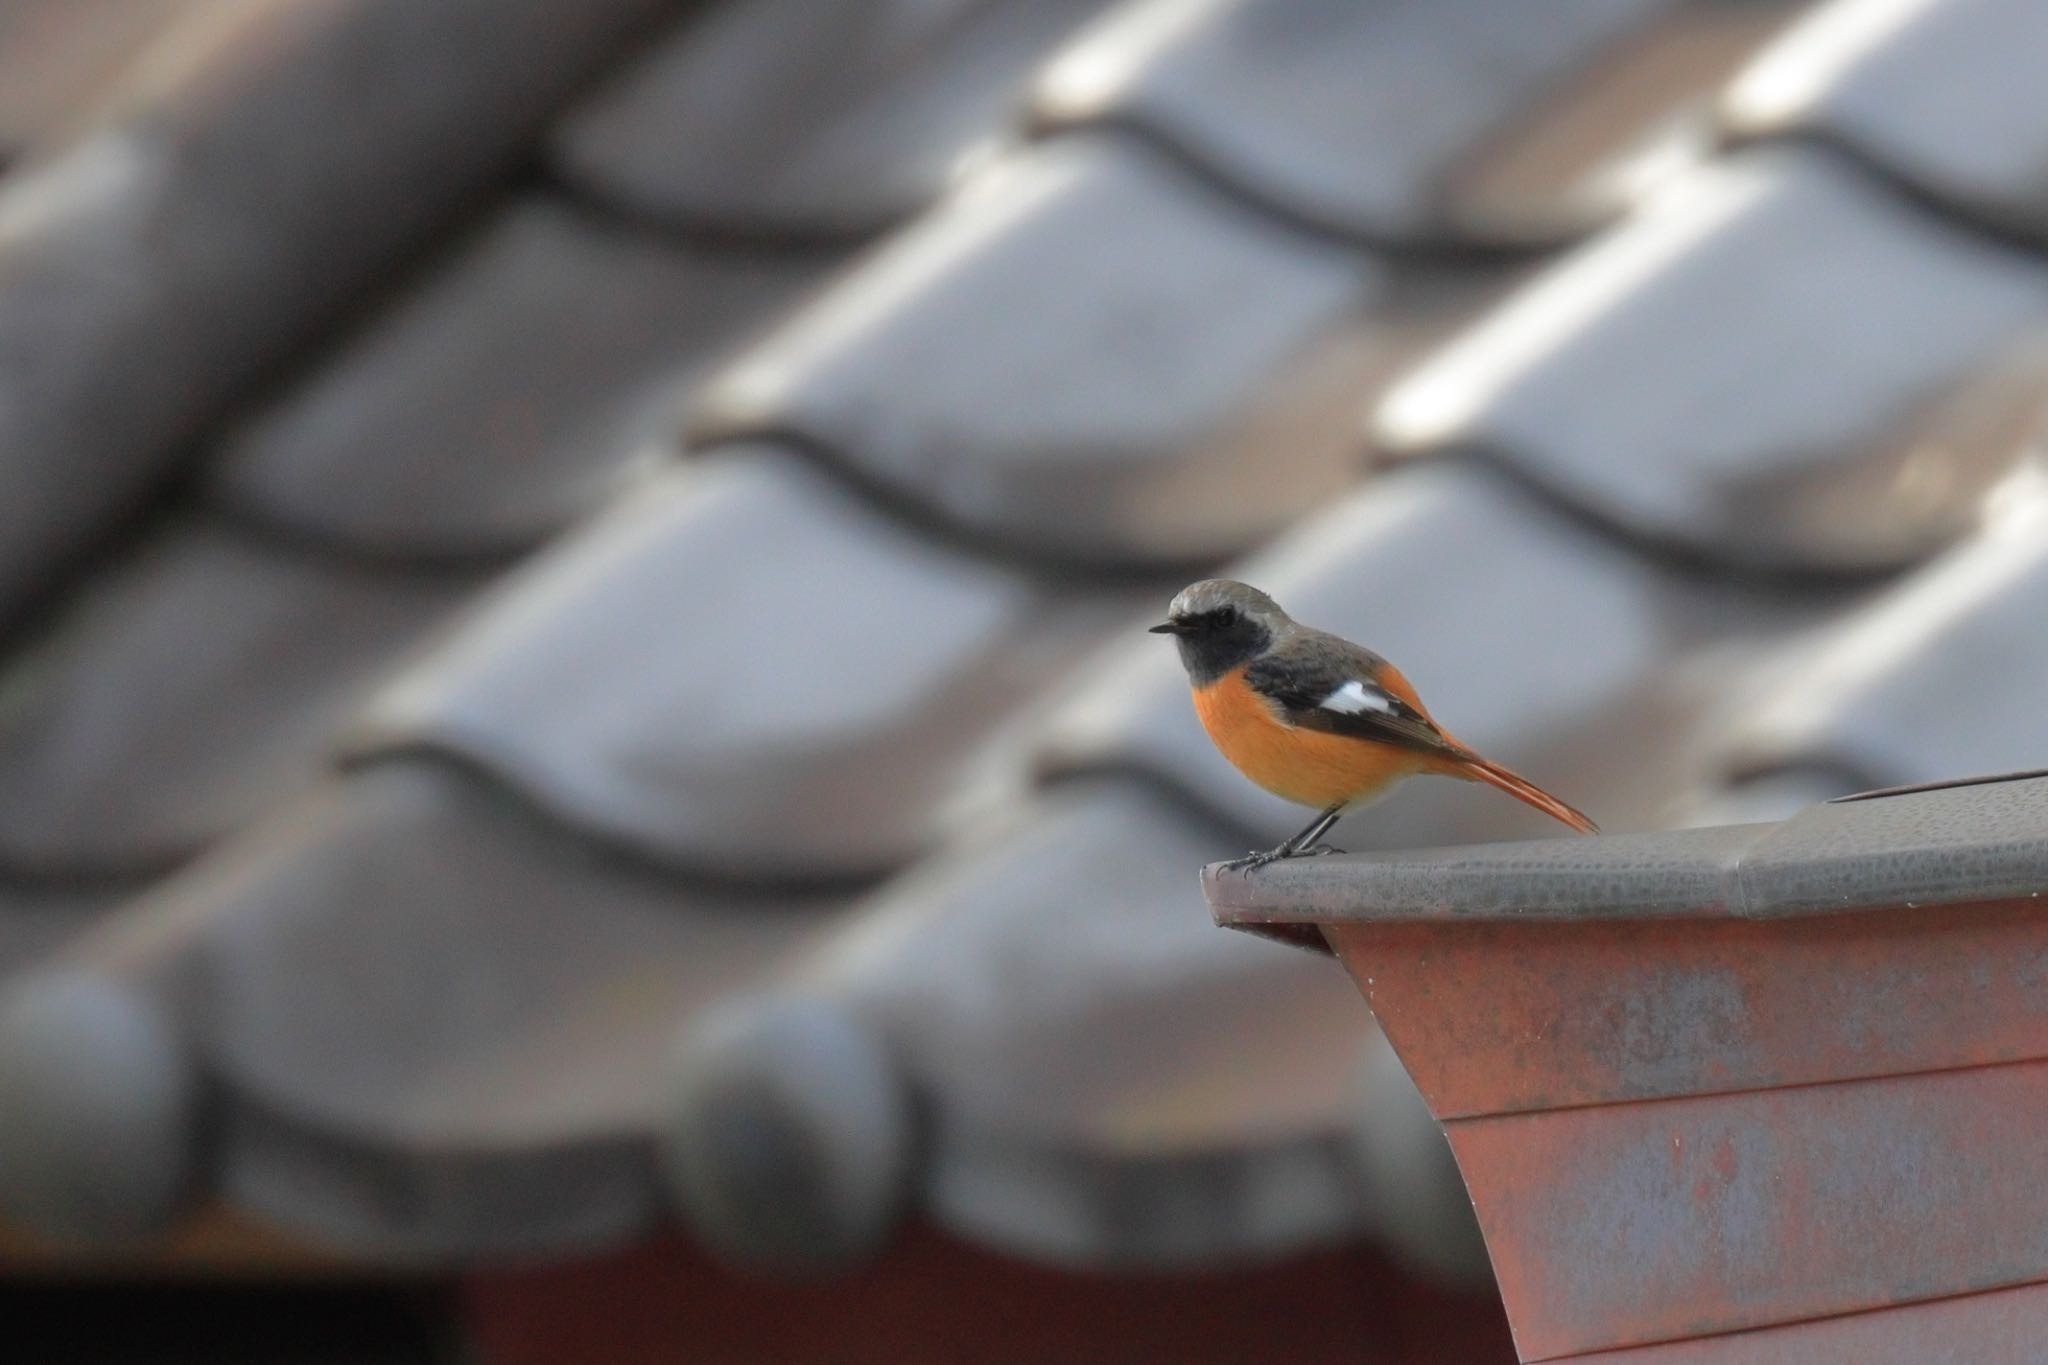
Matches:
[[1149, 579, 1290, 683]]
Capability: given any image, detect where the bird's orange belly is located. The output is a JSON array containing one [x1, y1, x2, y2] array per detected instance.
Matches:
[[1192, 667, 1425, 809]]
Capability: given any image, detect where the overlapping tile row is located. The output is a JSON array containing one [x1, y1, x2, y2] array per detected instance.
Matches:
[[1723, 0, 2048, 242], [552, 0, 1116, 240], [207, 201, 833, 556], [0, 760, 858, 1251], [352, 450, 1144, 881], [3, 0, 2006, 1309], [0, 0, 682, 623], [1376, 146, 2048, 572], [693, 136, 1385, 567], [0, 0, 712, 986], [1032, 0, 1691, 246], [1723, 483, 2048, 790], [0, 0, 1148, 1257]]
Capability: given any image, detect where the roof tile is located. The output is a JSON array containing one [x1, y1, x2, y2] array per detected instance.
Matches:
[[0, 0, 186, 162], [1725, 0, 2048, 240], [1032, 0, 1671, 244], [1445, 0, 1808, 241], [552, 0, 1113, 238], [195, 763, 839, 1144], [1038, 462, 1671, 842], [926, 1129, 1372, 1267], [1, 760, 850, 1254], [0, 520, 475, 878], [0, 884, 124, 983], [354, 449, 1138, 879], [209, 199, 830, 555], [695, 138, 1383, 565], [665, 779, 1374, 1268], [1376, 148, 2048, 570], [0, 0, 670, 623], [829, 781, 1366, 1150], [1724, 485, 2048, 788]]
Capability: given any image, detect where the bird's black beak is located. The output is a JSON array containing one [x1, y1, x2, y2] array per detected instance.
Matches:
[[1148, 621, 1178, 635]]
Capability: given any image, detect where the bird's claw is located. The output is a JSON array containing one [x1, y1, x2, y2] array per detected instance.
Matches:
[[1221, 839, 1349, 873]]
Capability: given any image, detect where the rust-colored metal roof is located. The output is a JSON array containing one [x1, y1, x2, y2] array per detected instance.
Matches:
[[1210, 772, 2048, 1361]]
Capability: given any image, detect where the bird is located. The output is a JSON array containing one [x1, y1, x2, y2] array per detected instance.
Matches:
[[1150, 579, 1597, 871]]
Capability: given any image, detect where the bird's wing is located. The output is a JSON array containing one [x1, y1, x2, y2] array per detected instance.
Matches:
[[1243, 632, 1457, 757]]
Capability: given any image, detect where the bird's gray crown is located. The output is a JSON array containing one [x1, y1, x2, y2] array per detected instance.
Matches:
[[1166, 579, 1289, 627]]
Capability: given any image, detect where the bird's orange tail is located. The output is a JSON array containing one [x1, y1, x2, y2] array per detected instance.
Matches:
[[1447, 752, 1599, 834]]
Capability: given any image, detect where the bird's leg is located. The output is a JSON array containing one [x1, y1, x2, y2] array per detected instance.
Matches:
[[1221, 803, 1347, 872], [1287, 803, 1347, 858]]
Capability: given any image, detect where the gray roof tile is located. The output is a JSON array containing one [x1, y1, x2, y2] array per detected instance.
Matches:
[[1375, 148, 2048, 570], [552, 0, 1113, 238], [695, 138, 1384, 565], [0, 0, 670, 623], [664, 779, 1374, 1268], [0, 883, 124, 983], [1444, 0, 1809, 241], [1038, 462, 1674, 843], [209, 199, 830, 555], [1725, 491, 2048, 788], [663, 993, 914, 1271], [354, 449, 1139, 880], [925, 1131, 1371, 1268], [1031, 0, 1675, 245], [1725, 0, 2048, 239], [0, 966, 198, 1239], [0, 520, 474, 878], [0, 760, 851, 1253], [830, 782, 1366, 1150], [0, 0, 185, 162]]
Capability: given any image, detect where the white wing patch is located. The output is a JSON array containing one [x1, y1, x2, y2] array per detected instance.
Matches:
[[1320, 679, 1393, 715]]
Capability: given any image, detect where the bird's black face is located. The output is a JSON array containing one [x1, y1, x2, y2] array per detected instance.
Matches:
[[1149, 606, 1272, 685]]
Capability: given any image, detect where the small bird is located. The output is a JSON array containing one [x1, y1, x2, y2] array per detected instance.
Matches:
[[1151, 579, 1597, 871]]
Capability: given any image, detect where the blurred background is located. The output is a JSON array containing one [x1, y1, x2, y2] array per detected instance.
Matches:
[[0, 0, 2044, 1360]]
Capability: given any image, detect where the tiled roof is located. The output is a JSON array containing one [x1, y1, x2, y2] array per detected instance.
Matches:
[[693, 138, 1385, 566], [208, 200, 833, 555], [553, 0, 1115, 240], [0, 0, 676, 622], [1723, 0, 2048, 240], [1030, 0, 1674, 245], [1377, 145, 2048, 571], [4, 0, 2045, 1334]]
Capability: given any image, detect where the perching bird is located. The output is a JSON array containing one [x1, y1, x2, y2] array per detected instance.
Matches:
[[1151, 579, 1597, 871]]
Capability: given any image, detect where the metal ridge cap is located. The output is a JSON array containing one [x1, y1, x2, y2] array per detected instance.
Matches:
[[1205, 771, 2048, 928], [1204, 822, 1768, 928]]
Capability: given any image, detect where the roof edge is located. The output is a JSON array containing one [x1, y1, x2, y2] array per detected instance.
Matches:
[[1207, 772, 2048, 929]]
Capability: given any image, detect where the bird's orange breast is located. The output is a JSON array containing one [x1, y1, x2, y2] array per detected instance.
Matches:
[[1192, 666, 1428, 809]]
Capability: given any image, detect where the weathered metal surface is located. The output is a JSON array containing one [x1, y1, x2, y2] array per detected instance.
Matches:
[[1204, 771, 2048, 930], [1202, 773, 2048, 1362], [1572, 1278, 2048, 1364], [1450, 1060, 2048, 1357], [1327, 899, 2048, 1118]]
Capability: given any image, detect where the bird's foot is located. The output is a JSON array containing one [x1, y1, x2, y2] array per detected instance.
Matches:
[[1220, 847, 1288, 873], [1220, 842, 1343, 873]]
